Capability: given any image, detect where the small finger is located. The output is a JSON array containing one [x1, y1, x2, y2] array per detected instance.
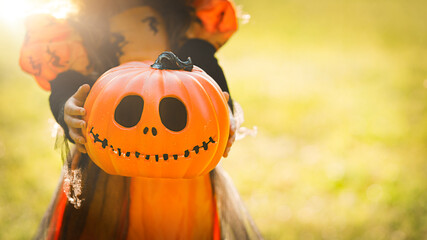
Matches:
[[66, 105, 86, 116], [65, 116, 86, 129], [223, 92, 230, 101], [227, 134, 236, 148], [65, 98, 86, 116], [223, 147, 230, 158], [229, 123, 237, 135], [69, 128, 86, 144], [76, 144, 87, 154], [73, 84, 90, 103]]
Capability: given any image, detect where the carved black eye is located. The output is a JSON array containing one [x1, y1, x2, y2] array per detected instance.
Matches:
[[159, 97, 187, 132], [114, 95, 144, 128]]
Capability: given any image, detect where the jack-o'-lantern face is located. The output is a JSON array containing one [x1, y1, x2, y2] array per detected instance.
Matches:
[[84, 52, 229, 179]]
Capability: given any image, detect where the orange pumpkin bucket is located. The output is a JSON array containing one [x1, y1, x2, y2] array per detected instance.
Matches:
[[84, 52, 230, 178]]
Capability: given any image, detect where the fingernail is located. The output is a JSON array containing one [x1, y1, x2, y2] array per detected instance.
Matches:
[[80, 122, 85, 128], [81, 109, 85, 115]]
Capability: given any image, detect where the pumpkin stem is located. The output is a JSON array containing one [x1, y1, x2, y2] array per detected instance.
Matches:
[[151, 51, 193, 71]]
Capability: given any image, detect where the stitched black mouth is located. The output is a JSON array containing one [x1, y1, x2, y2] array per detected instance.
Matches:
[[88, 127, 216, 162]]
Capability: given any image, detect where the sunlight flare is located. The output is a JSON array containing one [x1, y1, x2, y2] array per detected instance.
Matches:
[[0, 0, 76, 25]]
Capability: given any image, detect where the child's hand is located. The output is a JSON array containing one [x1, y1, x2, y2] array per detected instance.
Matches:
[[223, 114, 236, 158], [222, 92, 236, 157], [64, 84, 90, 153]]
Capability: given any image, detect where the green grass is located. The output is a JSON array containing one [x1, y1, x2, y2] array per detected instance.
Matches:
[[0, 22, 62, 239], [1, 0, 427, 239]]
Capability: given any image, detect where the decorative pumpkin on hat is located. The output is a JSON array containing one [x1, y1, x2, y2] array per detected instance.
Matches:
[[84, 51, 230, 179], [194, 0, 238, 34], [19, 14, 90, 91]]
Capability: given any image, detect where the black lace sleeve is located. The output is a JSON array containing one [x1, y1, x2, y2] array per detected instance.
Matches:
[[176, 39, 234, 112], [49, 71, 94, 142]]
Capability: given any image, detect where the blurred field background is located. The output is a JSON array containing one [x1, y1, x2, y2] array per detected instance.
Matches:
[[1, 0, 427, 239]]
